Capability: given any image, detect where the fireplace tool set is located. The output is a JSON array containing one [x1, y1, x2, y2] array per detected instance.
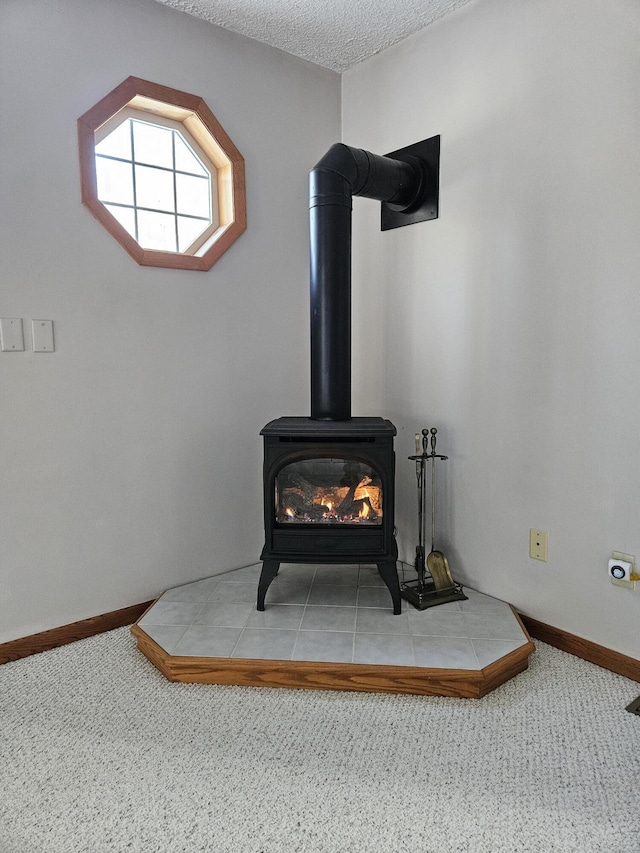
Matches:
[[401, 428, 467, 610]]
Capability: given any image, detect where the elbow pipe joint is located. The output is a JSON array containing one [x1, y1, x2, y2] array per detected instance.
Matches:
[[310, 143, 427, 212]]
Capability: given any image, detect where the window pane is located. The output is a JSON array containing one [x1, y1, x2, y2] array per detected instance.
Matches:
[[133, 121, 173, 168], [174, 134, 207, 176], [135, 164, 175, 213], [104, 204, 136, 239], [137, 210, 177, 252], [177, 216, 208, 252], [96, 157, 134, 205], [95, 120, 132, 160], [176, 173, 210, 219], [93, 119, 215, 255]]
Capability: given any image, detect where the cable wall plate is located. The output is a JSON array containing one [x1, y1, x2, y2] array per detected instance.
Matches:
[[381, 135, 440, 231]]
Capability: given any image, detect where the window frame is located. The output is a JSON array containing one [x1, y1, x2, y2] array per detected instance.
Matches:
[[78, 77, 246, 271]]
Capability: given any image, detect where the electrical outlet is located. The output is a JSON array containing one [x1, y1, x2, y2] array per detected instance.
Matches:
[[529, 529, 548, 561], [610, 551, 635, 590]]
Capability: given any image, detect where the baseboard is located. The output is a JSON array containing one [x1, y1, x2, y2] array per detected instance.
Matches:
[[2, 603, 638, 685], [0, 601, 154, 665], [518, 614, 640, 684]]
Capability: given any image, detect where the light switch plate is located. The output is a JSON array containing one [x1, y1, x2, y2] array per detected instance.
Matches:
[[32, 319, 54, 352], [0, 318, 25, 351]]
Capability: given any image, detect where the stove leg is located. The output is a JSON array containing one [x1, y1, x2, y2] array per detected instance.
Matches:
[[257, 560, 280, 611], [376, 560, 402, 614]]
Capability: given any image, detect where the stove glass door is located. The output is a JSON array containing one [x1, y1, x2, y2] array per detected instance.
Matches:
[[275, 457, 383, 525]]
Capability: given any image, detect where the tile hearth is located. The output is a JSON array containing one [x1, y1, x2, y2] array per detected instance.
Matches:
[[132, 563, 535, 697]]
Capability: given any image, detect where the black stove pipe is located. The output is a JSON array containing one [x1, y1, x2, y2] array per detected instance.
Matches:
[[309, 143, 426, 421]]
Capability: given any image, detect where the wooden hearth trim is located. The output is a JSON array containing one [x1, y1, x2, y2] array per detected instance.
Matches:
[[130, 614, 536, 699], [0, 602, 154, 665], [517, 614, 640, 684]]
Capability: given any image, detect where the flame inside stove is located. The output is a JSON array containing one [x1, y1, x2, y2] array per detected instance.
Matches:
[[276, 461, 383, 526]]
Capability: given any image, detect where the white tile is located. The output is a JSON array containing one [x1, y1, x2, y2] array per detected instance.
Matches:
[[411, 636, 479, 669], [160, 577, 222, 602], [462, 611, 527, 641], [140, 624, 189, 654], [471, 638, 526, 669], [355, 608, 410, 635], [353, 633, 414, 666], [406, 609, 467, 637], [174, 626, 243, 657], [292, 631, 355, 663], [231, 628, 298, 660], [301, 606, 357, 632], [357, 585, 396, 609], [358, 565, 387, 587], [266, 580, 313, 605], [192, 600, 254, 628], [277, 564, 319, 581], [219, 564, 263, 582], [312, 564, 360, 586], [307, 584, 358, 607], [245, 604, 305, 630], [212, 581, 258, 603], [138, 600, 204, 627], [139, 568, 528, 672]]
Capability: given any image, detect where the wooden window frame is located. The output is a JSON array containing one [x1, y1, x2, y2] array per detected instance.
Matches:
[[78, 77, 246, 271]]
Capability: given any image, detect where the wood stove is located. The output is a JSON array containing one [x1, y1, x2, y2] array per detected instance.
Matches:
[[258, 417, 400, 613], [257, 139, 439, 614]]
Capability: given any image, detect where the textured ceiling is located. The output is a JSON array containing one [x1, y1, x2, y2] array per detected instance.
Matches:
[[154, 0, 476, 73]]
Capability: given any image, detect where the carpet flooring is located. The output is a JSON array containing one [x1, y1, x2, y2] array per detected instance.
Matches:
[[1, 628, 639, 852]]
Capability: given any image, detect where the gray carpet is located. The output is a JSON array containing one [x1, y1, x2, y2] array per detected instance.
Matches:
[[1, 628, 639, 853]]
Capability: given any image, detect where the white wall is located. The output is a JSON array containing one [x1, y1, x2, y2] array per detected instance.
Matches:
[[3, 0, 639, 662], [344, 0, 640, 657], [0, 0, 340, 642]]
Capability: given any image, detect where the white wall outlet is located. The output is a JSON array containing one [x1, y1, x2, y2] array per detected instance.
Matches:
[[529, 529, 548, 561], [610, 552, 635, 590]]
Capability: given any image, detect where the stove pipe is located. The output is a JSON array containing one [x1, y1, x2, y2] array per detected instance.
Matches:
[[309, 143, 426, 421]]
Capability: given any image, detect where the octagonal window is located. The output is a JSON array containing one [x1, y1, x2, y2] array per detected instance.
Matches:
[[78, 77, 246, 271], [95, 115, 217, 254]]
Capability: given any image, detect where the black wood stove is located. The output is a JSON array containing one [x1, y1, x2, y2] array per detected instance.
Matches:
[[258, 416, 400, 612], [257, 139, 440, 615]]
